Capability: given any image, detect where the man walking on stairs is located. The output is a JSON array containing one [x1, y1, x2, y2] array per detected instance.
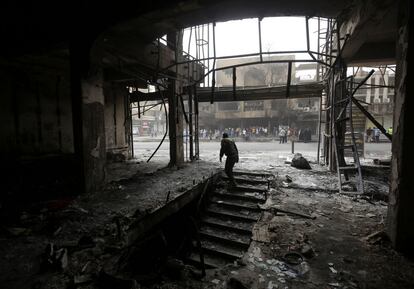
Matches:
[[220, 133, 239, 187]]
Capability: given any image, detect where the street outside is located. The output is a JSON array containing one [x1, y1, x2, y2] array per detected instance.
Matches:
[[133, 138, 392, 169]]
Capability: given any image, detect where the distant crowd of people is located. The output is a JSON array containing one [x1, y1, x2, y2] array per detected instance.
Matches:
[[278, 127, 312, 143], [197, 126, 392, 144], [198, 126, 313, 142], [366, 126, 393, 143], [199, 127, 271, 140], [142, 125, 392, 145]]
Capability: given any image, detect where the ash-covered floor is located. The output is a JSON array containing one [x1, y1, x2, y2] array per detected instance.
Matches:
[[0, 160, 219, 288], [197, 166, 413, 289], [1, 141, 413, 289]]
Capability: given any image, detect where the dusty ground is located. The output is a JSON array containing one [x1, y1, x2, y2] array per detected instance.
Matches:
[[196, 165, 414, 289], [133, 140, 392, 170], [1, 141, 411, 289], [133, 139, 392, 161], [130, 141, 413, 289], [0, 160, 219, 289]]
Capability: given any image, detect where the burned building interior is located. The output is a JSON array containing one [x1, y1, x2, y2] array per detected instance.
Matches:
[[1, 0, 414, 288]]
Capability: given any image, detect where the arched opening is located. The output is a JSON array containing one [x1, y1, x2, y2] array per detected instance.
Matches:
[[1, 1, 412, 289]]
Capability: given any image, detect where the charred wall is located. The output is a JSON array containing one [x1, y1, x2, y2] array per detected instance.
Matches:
[[0, 55, 134, 207], [387, 0, 414, 255], [0, 56, 80, 214], [0, 59, 73, 155], [104, 83, 130, 162]]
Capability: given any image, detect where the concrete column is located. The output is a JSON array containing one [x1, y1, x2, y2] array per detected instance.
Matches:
[[81, 70, 106, 192], [167, 31, 184, 167], [167, 79, 184, 166], [70, 42, 106, 194], [387, 0, 414, 255]]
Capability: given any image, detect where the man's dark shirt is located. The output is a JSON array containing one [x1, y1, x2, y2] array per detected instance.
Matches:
[[220, 138, 239, 159]]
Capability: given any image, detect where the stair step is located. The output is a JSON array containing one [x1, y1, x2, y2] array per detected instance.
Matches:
[[233, 171, 273, 178], [339, 166, 358, 170], [211, 200, 261, 212], [230, 185, 267, 193], [199, 228, 251, 248], [184, 173, 268, 270], [214, 189, 266, 200], [201, 223, 252, 240], [223, 176, 269, 185], [205, 207, 259, 222], [201, 216, 253, 235], [198, 239, 244, 260], [186, 252, 225, 269], [213, 191, 266, 204]]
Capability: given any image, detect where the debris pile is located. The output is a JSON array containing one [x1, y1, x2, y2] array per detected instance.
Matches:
[[291, 153, 312, 170]]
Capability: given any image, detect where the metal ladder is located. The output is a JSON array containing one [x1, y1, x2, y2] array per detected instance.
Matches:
[[332, 76, 364, 194], [316, 17, 338, 165]]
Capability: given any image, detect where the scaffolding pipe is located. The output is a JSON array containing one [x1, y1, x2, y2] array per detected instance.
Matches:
[[137, 101, 141, 118], [316, 17, 321, 82], [233, 67, 237, 100], [214, 59, 324, 71], [349, 69, 391, 140], [351, 69, 375, 95], [306, 16, 310, 51], [195, 26, 199, 60], [201, 24, 205, 61], [317, 96, 322, 163], [180, 94, 189, 124], [258, 17, 263, 62], [210, 22, 216, 104], [207, 24, 210, 86], [351, 97, 392, 141], [328, 19, 333, 67], [286, 61, 292, 98], [194, 84, 200, 159], [175, 31, 180, 124], [328, 71, 335, 169], [187, 27, 193, 84], [162, 50, 318, 70], [129, 95, 134, 159], [189, 86, 194, 161], [147, 87, 168, 163]]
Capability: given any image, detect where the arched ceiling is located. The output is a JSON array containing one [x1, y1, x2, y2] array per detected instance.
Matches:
[[2, 0, 397, 68], [101, 0, 355, 48], [1, 0, 354, 56]]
